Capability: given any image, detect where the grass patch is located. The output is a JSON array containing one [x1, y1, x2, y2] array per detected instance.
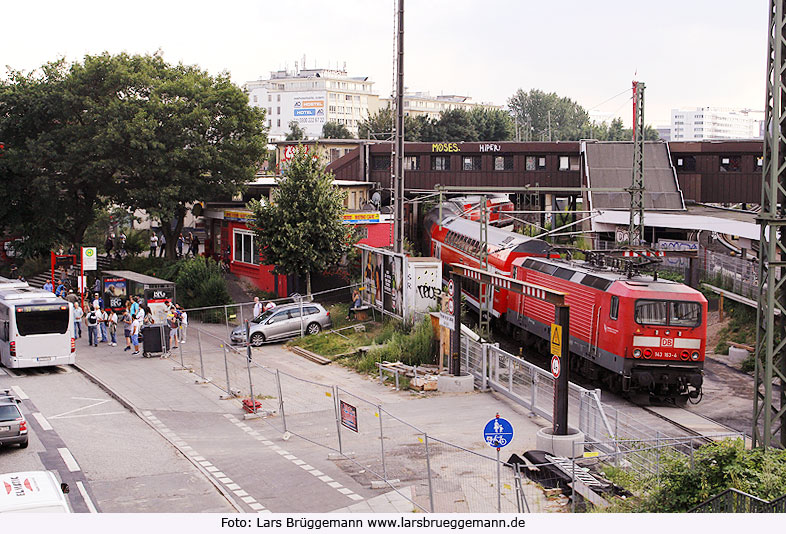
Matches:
[[713, 301, 756, 355]]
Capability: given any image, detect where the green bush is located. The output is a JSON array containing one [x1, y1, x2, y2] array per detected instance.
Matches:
[[170, 256, 231, 309], [636, 439, 786, 512], [368, 316, 435, 367]]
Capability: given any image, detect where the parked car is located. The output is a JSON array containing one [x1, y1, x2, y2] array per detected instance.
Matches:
[[0, 390, 28, 449], [230, 303, 332, 346]]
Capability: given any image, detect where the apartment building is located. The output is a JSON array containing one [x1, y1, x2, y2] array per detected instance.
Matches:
[[670, 107, 764, 141]]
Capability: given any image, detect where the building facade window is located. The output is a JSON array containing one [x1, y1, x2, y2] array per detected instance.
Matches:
[[720, 156, 741, 172], [253, 95, 258, 103], [372, 155, 391, 170], [675, 155, 696, 171], [403, 156, 419, 170], [432, 156, 450, 171], [559, 156, 570, 171], [462, 156, 482, 171], [277, 106, 281, 115], [233, 230, 259, 265], [277, 94, 281, 102], [268, 95, 272, 102], [277, 119, 281, 127], [494, 156, 513, 171], [526, 156, 547, 170]]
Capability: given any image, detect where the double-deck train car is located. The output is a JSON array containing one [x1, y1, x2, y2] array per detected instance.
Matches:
[[507, 256, 706, 402], [423, 206, 552, 317], [448, 195, 515, 226]]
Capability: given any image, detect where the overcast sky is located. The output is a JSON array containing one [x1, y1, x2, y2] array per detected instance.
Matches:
[[2, 0, 768, 126]]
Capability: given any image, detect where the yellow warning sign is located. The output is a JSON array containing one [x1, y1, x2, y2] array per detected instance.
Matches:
[[583, 451, 600, 458], [550, 324, 562, 356]]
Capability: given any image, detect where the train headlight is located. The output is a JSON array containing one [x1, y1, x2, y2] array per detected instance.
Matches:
[[680, 351, 690, 361], [691, 351, 700, 361], [643, 349, 653, 359], [633, 349, 642, 358]]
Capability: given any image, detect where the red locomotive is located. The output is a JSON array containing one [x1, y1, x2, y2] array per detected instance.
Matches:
[[507, 256, 705, 402], [423, 205, 552, 318], [448, 195, 515, 226]]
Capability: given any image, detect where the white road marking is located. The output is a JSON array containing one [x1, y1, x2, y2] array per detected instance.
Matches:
[[76, 481, 98, 513], [234, 490, 248, 497], [328, 481, 343, 489], [338, 488, 353, 495], [58, 448, 81, 472], [50, 399, 110, 419], [241, 496, 256, 503], [47, 411, 126, 420], [10, 385, 28, 399], [32, 412, 53, 431], [348, 494, 364, 501], [249, 503, 265, 511], [226, 483, 240, 491]]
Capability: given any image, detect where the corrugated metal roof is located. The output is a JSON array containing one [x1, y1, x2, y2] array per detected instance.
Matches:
[[585, 141, 685, 211]]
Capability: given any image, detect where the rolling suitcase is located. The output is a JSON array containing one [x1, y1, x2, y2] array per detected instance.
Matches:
[[141, 324, 170, 358]]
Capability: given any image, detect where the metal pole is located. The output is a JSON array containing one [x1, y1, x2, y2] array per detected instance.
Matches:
[[393, 0, 405, 253], [224, 306, 231, 343], [276, 369, 287, 432], [571, 441, 576, 513], [553, 304, 570, 435], [451, 271, 462, 376], [197, 328, 205, 379], [245, 321, 256, 414], [221, 343, 231, 395], [178, 336, 184, 369], [299, 294, 304, 338], [378, 405, 387, 479], [482, 343, 488, 390], [334, 386, 343, 454], [424, 434, 435, 513], [496, 447, 501, 513], [508, 355, 513, 393]]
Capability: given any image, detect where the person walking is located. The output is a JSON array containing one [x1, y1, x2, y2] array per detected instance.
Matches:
[[189, 233, 200, 257], [108, 308, 118, 346], [177, 305, 188, 343], [123, 301, 133, 351], [43, 279, 54, 293], [159, 233, 166, 257], [149, 232, 158, 257], [130, 313, 141, 355], [72, 302, 83, 339], [253, 297, 263, 319], [66, 289, 78, 306], [177, 234, 185, 258], [104, 235, 114, 257], [86, 305, 99, 347], [97, 306, 108, 343]]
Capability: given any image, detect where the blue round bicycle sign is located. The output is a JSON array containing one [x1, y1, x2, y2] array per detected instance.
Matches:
[[483, 416, 514, 449]]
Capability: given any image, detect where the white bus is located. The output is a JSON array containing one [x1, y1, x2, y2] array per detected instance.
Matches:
[[0, 278, 75, 368]]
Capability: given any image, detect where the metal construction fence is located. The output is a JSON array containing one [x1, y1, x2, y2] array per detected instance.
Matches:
[[169, 290, 742, 513]]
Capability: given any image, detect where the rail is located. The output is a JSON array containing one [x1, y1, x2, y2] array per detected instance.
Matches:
[[689, 488, 784, 513]]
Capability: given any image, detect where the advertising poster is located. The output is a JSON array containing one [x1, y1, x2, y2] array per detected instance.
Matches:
[[383, 255, 393, 314], [339, 400, 358, 433], [145, 287, 175, 325], [363, 249, 374, 306], [393, 256, 403, 317], [103, 278, 127, 312]]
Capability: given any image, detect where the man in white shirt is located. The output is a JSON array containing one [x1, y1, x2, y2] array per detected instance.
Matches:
[[253, 297, 262, 319], [131, 315, 141, 355]]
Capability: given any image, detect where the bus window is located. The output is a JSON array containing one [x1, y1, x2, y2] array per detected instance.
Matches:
[[16, 308, 69, 336]]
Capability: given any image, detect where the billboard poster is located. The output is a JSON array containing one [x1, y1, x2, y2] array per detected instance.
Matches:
[[292, 95, 326, 126], [360, 247, 405, 319], [383, 255, 393, 313], [103, 278, 127, 312], [383, 255, 403, 316], [145, 287, 176, 325]]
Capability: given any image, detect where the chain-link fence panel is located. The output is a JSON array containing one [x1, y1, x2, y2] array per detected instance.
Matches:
[[334, 388, 385, 479], [277, 370, 339, 451], [425, 437, 518, 513], [378, 408, 432, 512]]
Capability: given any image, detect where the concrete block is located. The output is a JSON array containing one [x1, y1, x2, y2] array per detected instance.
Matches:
[[371, 479, 399, 489], [535, 427, 585, 458], [728, 346, 750, 366], [437, 374, 474, 393]]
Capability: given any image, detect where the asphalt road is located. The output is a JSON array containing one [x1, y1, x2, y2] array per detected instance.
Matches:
[[0, 365, 235, 513]]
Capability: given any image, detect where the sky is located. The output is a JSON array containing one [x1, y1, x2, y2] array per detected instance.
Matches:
[[1, 0, 769, 126]]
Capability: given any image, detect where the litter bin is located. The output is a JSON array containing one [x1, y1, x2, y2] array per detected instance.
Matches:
[[141, 324, 170, 358]]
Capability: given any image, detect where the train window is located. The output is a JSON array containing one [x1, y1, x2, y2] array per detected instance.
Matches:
[[670, 301, 701, 327], [554, 267, 574, 280], [522, 258, 536, 269], [634, 300, 668, 326], [610, 296, 619, 320]]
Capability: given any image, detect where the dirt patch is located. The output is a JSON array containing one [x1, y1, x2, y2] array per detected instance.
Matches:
[[705, 310, 727, 354]]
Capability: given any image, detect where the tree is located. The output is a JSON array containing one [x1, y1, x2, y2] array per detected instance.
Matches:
[[469, 107, 515, 141], [0, 53, 267, 257], [358, 105, 424, 141], [508, 88, 592, 141], [248, 146, 351, 296], [286, 120, 306, 141], [321, 121, 353, 139]]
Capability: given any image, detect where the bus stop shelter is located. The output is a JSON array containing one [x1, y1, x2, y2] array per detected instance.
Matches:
[[101, 270, 176, 323]]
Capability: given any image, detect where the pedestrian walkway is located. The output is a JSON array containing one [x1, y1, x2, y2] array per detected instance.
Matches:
[[72, 329, 547, 513]]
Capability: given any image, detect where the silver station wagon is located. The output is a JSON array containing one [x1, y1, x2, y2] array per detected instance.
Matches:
[[230, 303, 332, 346], [0, 391, 28, 449]]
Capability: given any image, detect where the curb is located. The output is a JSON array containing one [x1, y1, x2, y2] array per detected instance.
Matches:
[[73, 363, 245, 513]]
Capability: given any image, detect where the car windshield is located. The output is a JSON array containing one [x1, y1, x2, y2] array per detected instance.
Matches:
[[0, 404, 21, 422], [252, 309, 275, 324]]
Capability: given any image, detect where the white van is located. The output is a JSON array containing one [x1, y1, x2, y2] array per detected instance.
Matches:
[[0, 471, 71, 513]]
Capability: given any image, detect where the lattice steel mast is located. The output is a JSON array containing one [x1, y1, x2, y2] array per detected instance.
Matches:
[[393, 0, 405, 253], [753, 0, 786, 449], [628, 81, 645, 246]]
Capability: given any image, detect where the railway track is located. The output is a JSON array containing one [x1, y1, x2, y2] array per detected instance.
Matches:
[[640, 405, 748, 445]]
